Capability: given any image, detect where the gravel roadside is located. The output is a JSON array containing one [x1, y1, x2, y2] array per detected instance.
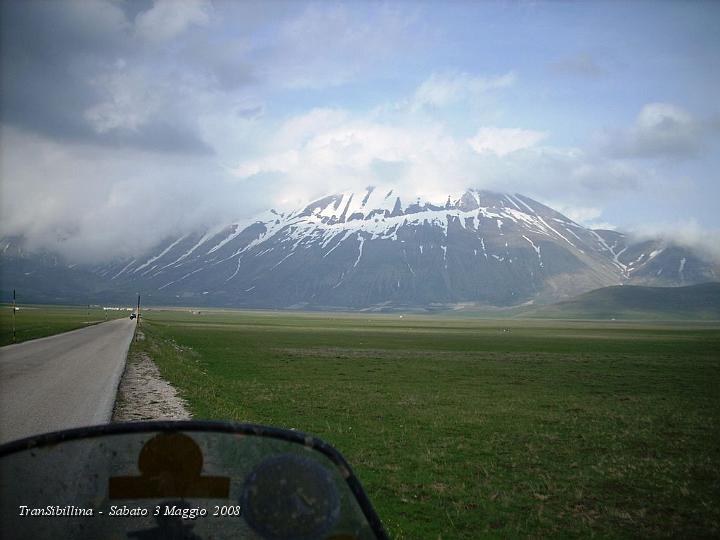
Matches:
[[112, 332, 191, 422]]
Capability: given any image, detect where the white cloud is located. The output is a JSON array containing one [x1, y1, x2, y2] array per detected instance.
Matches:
[[230, 113, 469, 205], [553, 205, 603, 224], [229, 103, 651, 215], [569, 160, 643, 191], [601, 102, 715, 159], [467, 127, 546, 157], [84, 67, 161, 133], [410, 71, 516, 111], [275, 108, 350, 147], [134, 0, 211, 43], [630, 219, 720, 264], [5, 58, 676, 264], [225, 70, 657, 212], [546, 203, 615, 230], [0, 128, 244, 263]]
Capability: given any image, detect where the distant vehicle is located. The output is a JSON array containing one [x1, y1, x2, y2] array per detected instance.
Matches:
[[129, 313, 136, 320]]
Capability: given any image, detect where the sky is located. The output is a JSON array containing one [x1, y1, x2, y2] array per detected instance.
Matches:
[[1, 0, 719, 262]]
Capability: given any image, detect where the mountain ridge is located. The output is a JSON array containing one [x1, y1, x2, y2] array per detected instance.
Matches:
[[2, 187, 718, 308], [521, 282, 720, 320]]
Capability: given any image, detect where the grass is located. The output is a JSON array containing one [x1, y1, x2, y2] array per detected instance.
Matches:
[[135, 309, 719, 538], [0, 303, 130, 346]]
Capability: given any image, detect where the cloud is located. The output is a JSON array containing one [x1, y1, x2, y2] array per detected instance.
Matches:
[[545, 204, 616, 230], [0, 1, 129, 137], [410, 71, 516, 111], [467, 127, 546, 157], [263, 3, 426, 89], [0, 1, 430, 155], [182, 35, 256, 91], [630, 219, 720, 264], [601, 103, 718, 159], [0, 0, 215, 154], [0, 110, 657, 264], [0, 128, 243, 263], [229, 103, 648, 213], [84, 68, 163, 134], [275, 108, 350, 147], [134, 0, 211, 43], [223, 69, 654, 210], [80, 63, 215, 154], [2, 2, 716, 266], [230, 112, 467, 204], [569, 160, 642, 191]]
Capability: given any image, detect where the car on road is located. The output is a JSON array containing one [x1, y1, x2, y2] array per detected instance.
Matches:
[[129, 313, 136, 320]]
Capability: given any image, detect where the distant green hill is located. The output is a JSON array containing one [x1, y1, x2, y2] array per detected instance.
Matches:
[[522, 282, 720, 320]]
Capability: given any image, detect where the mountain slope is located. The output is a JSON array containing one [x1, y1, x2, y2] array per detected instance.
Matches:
[[0, 237, 111, 304], [522, 282, 720, 320], [593, 230, 714, 285], [93, 188, 629, 307]]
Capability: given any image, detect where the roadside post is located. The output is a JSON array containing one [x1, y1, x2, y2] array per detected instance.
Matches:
[[135, 294, 141, 342], [11, 289, 16, 344]]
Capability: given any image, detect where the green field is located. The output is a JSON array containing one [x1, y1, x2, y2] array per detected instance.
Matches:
[[0, 304, 130, 346], [131, 309, 720, 538]]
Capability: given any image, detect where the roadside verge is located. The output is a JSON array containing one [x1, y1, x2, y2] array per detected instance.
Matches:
[[112, 325, 191, 421]]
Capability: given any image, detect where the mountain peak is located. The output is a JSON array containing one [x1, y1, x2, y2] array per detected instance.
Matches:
[[297, 186, 555, 228]]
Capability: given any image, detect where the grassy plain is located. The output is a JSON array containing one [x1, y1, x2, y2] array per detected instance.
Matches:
[[0, 304, 129, 346], [134, 309, 720, 538]]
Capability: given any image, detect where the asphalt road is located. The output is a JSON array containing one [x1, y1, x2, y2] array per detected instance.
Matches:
[[0, 318, 136, 444]]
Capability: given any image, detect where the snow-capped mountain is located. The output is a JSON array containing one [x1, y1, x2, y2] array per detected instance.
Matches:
[[2, 187, 718, 308]]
